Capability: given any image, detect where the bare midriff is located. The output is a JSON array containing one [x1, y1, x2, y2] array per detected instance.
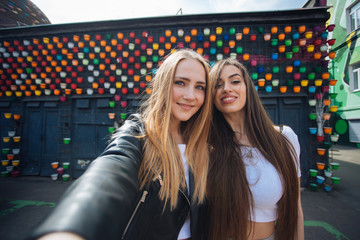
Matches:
[[247, 221, 275, 240]]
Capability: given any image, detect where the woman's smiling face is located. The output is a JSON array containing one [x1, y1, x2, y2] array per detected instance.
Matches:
[[214, 65, 247, 116], [171, 58, 206, 124]]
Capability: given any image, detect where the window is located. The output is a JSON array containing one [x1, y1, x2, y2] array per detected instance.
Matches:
[[350, 62, 360, 92], [349, 1, 360, 32], [349, 120, 360, 143]]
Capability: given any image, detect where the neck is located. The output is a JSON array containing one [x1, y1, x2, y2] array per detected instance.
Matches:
[[223, 110, 246, 134], [223, 110, 251, 146]]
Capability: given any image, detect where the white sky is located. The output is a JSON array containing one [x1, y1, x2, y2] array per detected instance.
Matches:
[[31, 0, 308, 24]]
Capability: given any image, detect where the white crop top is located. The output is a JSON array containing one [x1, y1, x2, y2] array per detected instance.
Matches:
[[241, 126, 301, 223], [177, 144, 191, 239]]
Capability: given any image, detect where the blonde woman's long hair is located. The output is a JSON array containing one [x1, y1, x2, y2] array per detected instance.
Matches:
[[139, 49, 212, 209]]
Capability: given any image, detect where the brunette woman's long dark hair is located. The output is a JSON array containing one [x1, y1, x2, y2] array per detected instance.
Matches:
[[207, 59, 299, 240]]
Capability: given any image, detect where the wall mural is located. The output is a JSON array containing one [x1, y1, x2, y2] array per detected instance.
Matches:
[[0, 7, 340, 188]]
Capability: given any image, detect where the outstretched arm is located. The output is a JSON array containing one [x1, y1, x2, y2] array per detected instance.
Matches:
[[29, 116, 144, 240]]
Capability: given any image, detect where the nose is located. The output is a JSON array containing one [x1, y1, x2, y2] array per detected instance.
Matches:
[[183, 86, 195, 100], [223, 82, 232, 92]]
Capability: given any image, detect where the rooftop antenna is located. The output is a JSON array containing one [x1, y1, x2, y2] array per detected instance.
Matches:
[[176, 8, 183, 15]]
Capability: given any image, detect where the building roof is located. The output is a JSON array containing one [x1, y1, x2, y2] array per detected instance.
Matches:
[[0, 7, 329, 39]]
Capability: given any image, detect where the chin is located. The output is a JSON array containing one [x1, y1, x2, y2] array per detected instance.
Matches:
[[179, 116, 192, 122]]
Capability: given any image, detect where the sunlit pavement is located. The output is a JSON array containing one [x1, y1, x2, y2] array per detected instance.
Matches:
[[302, 145, 360, 240], [0, 145, 359, 240]]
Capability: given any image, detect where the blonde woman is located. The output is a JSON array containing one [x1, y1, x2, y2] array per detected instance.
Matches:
[[207, 59, 304, 240], [30, 49, 212, 240]]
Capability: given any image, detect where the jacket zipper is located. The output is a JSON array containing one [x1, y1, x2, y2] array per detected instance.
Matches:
[[157, 174, 189, 206], [179, 188, 191, 234], [121, 176, 189, 239], [121, 190, 148, 239], [179, 188, 190, 206]]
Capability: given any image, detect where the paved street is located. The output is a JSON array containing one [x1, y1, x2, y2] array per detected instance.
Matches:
[[0, 145, 359, 240], [301, 145, 360, 240]]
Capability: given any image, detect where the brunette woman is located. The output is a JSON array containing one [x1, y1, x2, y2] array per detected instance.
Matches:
[[207, 58, 304, 240], [29, 49, 212, 240]]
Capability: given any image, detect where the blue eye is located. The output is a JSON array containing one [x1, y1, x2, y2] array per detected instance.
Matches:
[[174, 81, 185, 86], [196, 85, 205, 90]]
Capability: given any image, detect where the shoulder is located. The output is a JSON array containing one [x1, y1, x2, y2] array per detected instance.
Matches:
[[279, 125, 301, 157], [280, 125, 298, 140], [113, 113, 146, 138], [105, 114, 146, 155], [280, 126, 301, 176], [275, 125, 298, 141], [275, 125, 300, 152], [100, 114, 145, 164]]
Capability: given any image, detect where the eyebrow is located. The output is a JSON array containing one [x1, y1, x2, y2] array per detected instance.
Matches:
[[228, 73, 241, 78], [174, 76, 206, 85], [218, 73, 242, 81]]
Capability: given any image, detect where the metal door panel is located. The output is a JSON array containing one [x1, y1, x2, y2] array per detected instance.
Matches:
[[98, 125, 111, 151], [22, 103, 59, 176], [263, 104, 278, 124], [280, 97, 308, 185], [41, 108, 59, 176], [98, 109, 113, 124], [72, 98, 113, 178], [73, 124, 97, 158], [280, 107, 301, 133], [22, 108, 42, 175], [75, 108, 93, 123], [0, 109, 12, 160]]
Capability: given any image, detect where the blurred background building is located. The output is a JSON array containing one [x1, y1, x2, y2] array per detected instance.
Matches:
[[1, 0, 344, 189], [0, 0, 50, 28]]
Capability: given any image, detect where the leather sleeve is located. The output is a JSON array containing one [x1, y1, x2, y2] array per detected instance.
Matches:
[[28, 115, 145, 240]]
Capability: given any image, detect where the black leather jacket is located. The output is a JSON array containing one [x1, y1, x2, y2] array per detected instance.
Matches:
[[28, 114, 208, 240]]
